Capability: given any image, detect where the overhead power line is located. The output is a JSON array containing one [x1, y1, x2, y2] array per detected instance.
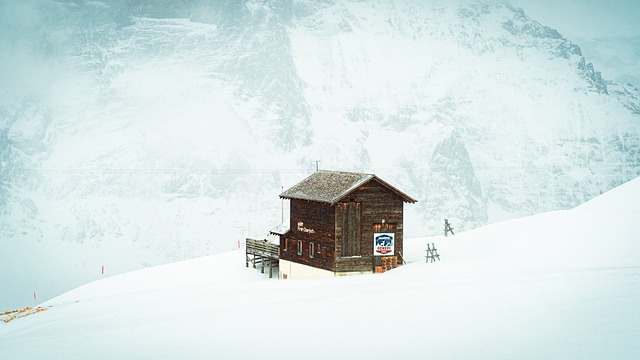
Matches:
[[1, 163, 637, 176], [0, 168, 310, 175]]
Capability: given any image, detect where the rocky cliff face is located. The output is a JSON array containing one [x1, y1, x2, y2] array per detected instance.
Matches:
[[1, 0, 639, 307]]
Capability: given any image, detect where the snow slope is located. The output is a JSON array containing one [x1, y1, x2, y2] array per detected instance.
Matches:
[[2, 0, 640, 310], [1, 177, 639, 359]]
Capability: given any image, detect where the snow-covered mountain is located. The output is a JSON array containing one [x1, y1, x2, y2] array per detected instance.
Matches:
[[1, 0, 640, 309], [1, 171, 639, 359], [576, 36, 640, 88]]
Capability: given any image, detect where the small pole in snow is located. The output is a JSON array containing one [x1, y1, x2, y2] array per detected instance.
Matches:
[[102, 265, 104, 280], [238, 239, 240, 249], [34, 291, 37, 306], [315, 160, 320, 172]]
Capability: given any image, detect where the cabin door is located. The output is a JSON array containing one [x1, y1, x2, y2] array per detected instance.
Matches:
[[373, 222, 395, 233], [373, 222, 396, 256], [337, 201, 361, 256], [372, 222, 397, 271]]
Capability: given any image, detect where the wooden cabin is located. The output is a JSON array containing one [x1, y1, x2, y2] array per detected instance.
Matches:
[[277, 170, 416, 279]]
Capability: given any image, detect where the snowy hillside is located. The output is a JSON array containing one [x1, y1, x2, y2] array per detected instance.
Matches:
[[1, 176, 639, 359], [2, 0, 640, 309]]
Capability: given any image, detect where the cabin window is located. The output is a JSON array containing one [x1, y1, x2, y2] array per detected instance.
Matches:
[[309, 242, 314, 258], [297, 240, 302, 255]]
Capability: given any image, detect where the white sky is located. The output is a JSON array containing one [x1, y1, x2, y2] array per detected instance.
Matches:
[[508, 0, 640, 38]]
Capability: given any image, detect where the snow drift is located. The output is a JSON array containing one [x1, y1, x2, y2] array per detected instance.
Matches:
[[2, 0, 640, 309], [1, 176, 639, 359]]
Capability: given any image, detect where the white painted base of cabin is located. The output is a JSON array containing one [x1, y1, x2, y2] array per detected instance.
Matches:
[[278, 260, 370, 279]]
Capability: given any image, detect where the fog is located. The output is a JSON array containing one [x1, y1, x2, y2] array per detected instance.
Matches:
[[508, 0, 640, 38]]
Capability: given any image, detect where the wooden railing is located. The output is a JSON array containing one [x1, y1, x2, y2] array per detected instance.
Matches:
[[246, 238, 279, 258], [245, 238, 279, 278]]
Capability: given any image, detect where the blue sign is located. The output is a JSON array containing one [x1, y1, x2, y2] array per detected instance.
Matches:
[[373, 233, 394, 256]]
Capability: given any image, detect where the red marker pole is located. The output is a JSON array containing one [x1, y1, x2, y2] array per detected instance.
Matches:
[[34, 291, 36, 307]]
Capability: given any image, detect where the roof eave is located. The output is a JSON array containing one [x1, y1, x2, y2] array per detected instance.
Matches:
[[370, 176, 417, 203], [279, 194, 333, 204], [330, 176, 417, 205]]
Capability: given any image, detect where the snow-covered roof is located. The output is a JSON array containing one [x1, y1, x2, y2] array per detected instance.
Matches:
[[269, 223, 290, 236], [280, 170, 417, 205]]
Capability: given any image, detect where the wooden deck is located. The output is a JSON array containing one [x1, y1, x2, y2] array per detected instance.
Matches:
[[245, 238, 279, 278]]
